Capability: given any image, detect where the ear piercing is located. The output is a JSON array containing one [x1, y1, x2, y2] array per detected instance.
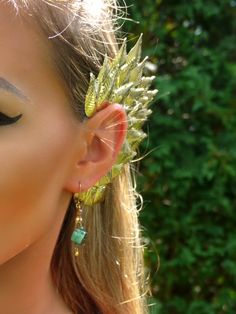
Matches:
[[71, 192, 87, 257]]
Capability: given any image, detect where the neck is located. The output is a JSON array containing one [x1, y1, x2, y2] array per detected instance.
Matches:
[[0, 197, 73, 314]]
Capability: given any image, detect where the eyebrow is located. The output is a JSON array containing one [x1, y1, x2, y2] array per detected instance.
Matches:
[[0, 77, 29, 102]]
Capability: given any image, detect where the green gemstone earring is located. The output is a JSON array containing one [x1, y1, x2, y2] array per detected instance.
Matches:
[[71, 191, 87, 257]]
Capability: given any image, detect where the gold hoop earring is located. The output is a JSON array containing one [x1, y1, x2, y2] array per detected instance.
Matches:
[[71, 184, 87, 257]]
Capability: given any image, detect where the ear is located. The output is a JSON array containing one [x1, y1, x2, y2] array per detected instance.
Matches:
[[64, 103, 128, 193]]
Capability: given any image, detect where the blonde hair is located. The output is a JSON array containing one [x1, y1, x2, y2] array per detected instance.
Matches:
[[9, 1, 151, 313]]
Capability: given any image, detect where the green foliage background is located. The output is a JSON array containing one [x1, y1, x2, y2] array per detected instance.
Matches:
[[122, 1, 236, 313]]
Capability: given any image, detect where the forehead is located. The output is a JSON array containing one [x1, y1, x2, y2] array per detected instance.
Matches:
[[0, 2, 68, 105], [0, 3, 51, 75]]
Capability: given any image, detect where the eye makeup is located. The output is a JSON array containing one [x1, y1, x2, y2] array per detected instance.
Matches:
[[0, 112, 23, 126]]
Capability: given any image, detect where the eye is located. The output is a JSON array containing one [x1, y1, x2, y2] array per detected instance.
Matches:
[[0, 112, 23, 126]]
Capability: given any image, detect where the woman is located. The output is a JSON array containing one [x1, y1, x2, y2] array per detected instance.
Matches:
[[0, 1, 156, 313]]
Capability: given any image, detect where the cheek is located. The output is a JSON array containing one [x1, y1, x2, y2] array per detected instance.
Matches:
[[0, 117, 77, 263]]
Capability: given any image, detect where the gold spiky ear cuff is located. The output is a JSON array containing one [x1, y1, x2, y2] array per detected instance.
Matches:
[[75, 34, 158, 206]]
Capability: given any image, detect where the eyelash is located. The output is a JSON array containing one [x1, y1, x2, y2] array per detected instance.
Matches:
[[0, 112, 23, 126]]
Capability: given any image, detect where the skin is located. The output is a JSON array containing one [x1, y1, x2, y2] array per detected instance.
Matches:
[[0, 3, 127, 314]]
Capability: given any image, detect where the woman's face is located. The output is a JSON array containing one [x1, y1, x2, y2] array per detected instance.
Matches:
[[0, 3, 85, 264]]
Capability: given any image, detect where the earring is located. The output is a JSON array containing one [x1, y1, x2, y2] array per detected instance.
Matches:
[[71, 191, 87, 257]]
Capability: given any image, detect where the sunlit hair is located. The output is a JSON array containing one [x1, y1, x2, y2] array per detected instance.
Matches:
[[9, 1, 151, 313]]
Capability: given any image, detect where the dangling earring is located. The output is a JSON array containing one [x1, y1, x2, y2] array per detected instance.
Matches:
[[71, 186, 87, 257]]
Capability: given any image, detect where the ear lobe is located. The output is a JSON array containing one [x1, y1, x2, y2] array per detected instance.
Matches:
[[64, 103, 128, 193]]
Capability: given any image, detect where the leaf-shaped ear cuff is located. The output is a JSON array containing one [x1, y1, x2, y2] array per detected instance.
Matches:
[[76, 34, 158, 206]]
